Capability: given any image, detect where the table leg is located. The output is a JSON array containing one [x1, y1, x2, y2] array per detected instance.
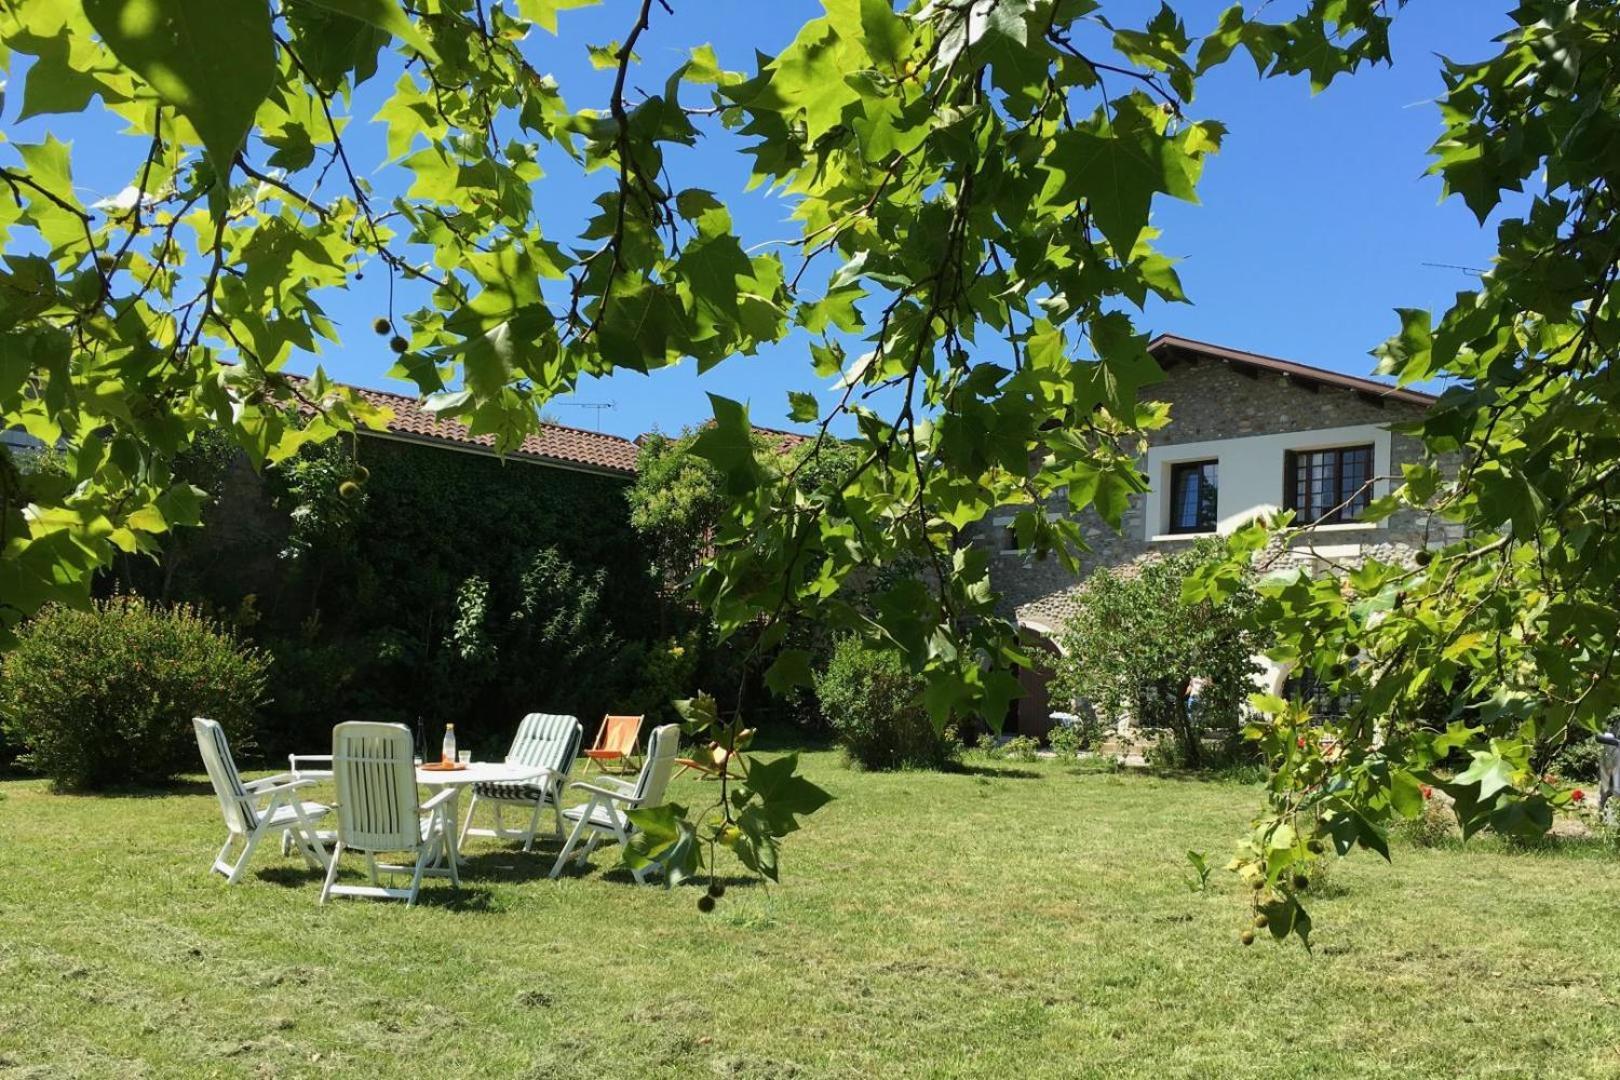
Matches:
[[444, 787, 464, 869]]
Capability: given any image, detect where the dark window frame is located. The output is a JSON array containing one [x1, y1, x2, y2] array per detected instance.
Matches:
[[1167, 459, 1219, 535], [1283, 443, 1374, 526]]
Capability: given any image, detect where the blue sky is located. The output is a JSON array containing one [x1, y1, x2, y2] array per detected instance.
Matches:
[[14, 2, 1514, 441]]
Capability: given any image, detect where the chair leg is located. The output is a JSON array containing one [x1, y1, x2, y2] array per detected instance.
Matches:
[[440, 809, 460, 889], [226, 827, 263, 885], [211, 835, 238, 878], [406, 851, 428, 908], [319, 842, 345, 904], [552, 797, 565, 841], [550, 805, 595, 879], [458, 792, 479, 850], [522, 801, 544, 853], [366, 851, 380, 886], [288, 804, 330, 871]]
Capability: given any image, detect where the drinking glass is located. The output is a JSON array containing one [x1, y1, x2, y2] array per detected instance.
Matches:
[[457, 750, 472, 765]]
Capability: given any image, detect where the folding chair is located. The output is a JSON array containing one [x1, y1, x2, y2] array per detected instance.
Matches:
[[459, 712, 584, 851], [581, 713, 644, 775], [193, 718, 329, 884], [550, 724, 680, 883]]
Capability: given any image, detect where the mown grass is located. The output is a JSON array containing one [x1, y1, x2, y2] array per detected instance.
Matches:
[[2, 751, 1618, 1078]]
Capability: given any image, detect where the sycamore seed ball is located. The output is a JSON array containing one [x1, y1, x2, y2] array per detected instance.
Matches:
[[372, 316, 391, 335], [389, 335, 409, 354], [1239, 929, 1255, 946], [338, 480, 361, 501], [696, 894, 716, 914], [1253, 913, 1269, 929]]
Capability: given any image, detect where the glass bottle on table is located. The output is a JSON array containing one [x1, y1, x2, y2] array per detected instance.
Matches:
[[442, 723, 457, 766]]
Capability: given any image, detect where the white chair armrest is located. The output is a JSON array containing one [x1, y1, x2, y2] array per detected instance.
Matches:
[[568, 780, 638, 803], [421, 788, 459, 812], [287, 754, 334, 779], [250, 777, 318, 801]]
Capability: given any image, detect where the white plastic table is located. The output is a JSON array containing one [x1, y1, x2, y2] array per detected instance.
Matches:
[[288, 755, 548, 871], [415, 762, 550, 869]]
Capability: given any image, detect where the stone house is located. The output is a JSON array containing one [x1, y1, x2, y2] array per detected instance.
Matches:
[[981, 334, 1443, 737]]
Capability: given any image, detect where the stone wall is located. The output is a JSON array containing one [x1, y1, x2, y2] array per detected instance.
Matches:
[[976, 356, 1445, 635]]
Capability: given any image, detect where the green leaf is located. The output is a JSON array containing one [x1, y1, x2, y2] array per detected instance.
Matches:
[[764, 647, 814, 694], [1455, 748, 1517, 802], [786, 391, 819, 424], [516, 0, 600, 34], [623, 802, 700, 886], [689, 395, 764, 496], [1258, 893, 1313, 949], [1046, 95, 1203, 255], [741, 752, 833, 837], [82, 0, 274, 190], [292, 0, 435, 61]]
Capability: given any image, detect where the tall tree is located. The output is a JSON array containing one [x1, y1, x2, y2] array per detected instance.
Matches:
[[1189, 0, 1620, 946]]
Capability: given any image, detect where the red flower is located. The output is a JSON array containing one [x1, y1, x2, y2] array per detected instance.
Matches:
[[1421, 785, 1433, 800], [1572, 789, 1586, 803], [1296, 736, 1306, 749]]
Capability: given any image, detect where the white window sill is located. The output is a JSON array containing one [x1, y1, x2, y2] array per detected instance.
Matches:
[[1302, 521, 1381, 534], [1148, 522, 1382, 543]]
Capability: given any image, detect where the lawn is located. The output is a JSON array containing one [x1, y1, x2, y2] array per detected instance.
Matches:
[[1, 751, 1618, 1078]]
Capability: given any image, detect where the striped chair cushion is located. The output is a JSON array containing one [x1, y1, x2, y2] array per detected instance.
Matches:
[[473, 782, 554, 803]]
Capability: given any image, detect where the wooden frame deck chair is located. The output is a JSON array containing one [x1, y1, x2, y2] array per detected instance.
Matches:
[[320, 722, 459, 907], [459, 712, 584, 852], [550, 723, 680, 883], [581, 713, 644, 775], [194, 717, 330, 885]]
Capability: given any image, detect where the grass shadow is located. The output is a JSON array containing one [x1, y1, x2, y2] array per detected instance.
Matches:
[[48, 779, 218, 799], [254, 865, 329, 888], [942, 762, 1041, 780]]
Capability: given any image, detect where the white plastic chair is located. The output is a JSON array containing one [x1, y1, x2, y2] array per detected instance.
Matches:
[[459, 713, 584, 852], [549, 723, 681, 883], [320, 721, 459, 906], [193, 717, 330, 884]]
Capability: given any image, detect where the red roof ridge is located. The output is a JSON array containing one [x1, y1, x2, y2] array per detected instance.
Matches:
[[1147, 333, 1438, 407], [287, 373, 638, 475], [343, 379, 637, 447]]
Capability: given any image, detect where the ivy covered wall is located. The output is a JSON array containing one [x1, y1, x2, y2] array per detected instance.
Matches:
[[131, 434, 666, 760]]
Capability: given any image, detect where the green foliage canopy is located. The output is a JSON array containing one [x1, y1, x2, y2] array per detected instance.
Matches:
[[1055, 540, 1265, 768], [1183, 2, 1620, 945]]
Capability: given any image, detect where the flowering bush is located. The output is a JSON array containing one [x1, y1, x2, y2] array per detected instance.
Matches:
[[0, 597, 268, 790]]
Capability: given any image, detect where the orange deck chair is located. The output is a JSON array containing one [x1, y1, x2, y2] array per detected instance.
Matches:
[[582, 714, 644, 775]]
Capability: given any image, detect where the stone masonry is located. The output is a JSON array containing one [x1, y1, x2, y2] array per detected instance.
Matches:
[[977, 350, 1443, 636]]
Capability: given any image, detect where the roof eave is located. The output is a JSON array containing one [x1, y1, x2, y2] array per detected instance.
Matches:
[[1147, 334, 1437, 408]]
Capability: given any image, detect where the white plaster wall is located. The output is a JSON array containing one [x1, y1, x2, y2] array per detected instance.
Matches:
[[1141, 423, 1394, 541]]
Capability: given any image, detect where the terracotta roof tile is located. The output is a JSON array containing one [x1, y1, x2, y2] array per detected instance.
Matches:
[[322, 380, 639, 475]]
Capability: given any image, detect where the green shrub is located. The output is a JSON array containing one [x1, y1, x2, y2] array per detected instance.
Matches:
[[992, 735, 1042, 762], [0, 597, 269, 790], [1548, 733, 1604, 783], [813, 637, 956, 770], [1047, 723, 1083, 759], [1396, 791, 1459, 849]]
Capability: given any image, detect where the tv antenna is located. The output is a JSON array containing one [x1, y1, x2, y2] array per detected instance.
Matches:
[[562, 400, 617, 430]]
